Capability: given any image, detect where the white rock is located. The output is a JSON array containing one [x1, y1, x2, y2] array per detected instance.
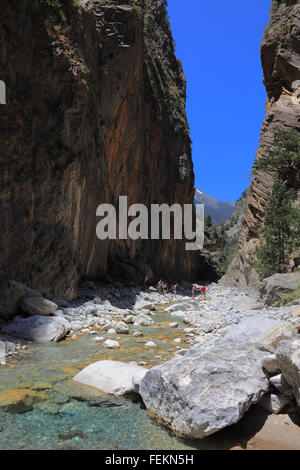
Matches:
[[70, 321, 84, 332], [93, 336, 104, 342], [269, 374, 293, 396], [145, 341, 157, 348], [140, 342, 270, 439], [1, 315, 71, 343], [184, 328, 196, 334], [169, 322, 179, 328], [134, 314, 154, 327], [164, 303, 189, 313], [115, 322, 129, 335], [102, 321, 116, 332], [103, 339, 120, 349], [258, 393, 290, 414], [124, 316, 134, 324], [221, 316, 281, 344], [73, 360, 147, 395], [107, 328, 116, 335]]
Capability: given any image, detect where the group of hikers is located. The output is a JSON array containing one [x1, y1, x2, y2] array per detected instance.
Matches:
[[157, 280, 178, 297], [157, 280, 207, 300], [191, 283, 207, 300]]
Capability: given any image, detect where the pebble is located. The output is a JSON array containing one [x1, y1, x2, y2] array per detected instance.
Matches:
[[145, 341, 157, 348], [93, 336, 104, 342], [103, 339, 120, 349], [184, 328, 196, 334]]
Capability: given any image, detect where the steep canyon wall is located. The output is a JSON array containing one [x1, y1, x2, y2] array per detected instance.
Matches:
[[0, 0, 196, 299]]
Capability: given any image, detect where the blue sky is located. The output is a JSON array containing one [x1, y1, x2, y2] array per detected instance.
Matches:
[[167, 0, 272, 203]]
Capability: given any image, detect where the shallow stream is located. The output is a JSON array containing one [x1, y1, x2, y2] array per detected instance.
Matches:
[[0, 308, 209, 450]]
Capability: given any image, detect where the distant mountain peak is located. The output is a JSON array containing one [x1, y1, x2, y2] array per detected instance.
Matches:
[[194, 189, 235, 225]]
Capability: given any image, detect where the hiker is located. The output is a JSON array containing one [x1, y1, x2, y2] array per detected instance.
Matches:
[[201, 285, 207, 300], [172, 283, 178, 298], [157, 279, 163, 294], [163, 282, 168, 296], [192, 284, 197, 300]]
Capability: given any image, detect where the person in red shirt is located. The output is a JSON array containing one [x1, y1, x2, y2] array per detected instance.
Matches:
[[201, 285, 206, 300]]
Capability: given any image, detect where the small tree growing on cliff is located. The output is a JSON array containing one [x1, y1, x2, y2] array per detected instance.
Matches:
[[252, 128, 300, 280], [254, 180, 300, 280], [253, 127, 300, 189], [204, 214, 213, 228]]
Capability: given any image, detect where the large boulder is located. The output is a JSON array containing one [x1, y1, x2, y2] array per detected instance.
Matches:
[[0, 340, 4, 360], [262, 354, 281, 375], [139, 343, 270, 439], [1, 315, 71, 342], [260, 323, 297, 350], [115, 321, 129, 335], [18, 297, 58, 316], [134, 314, 154, 327], [221, 316, 281, 345], [73, 360, 147, 395], [0, 334, 20, 359], [0, 280, 41, 321], [276, 339, 300, 390], [260, 272, 300, 306], [163, 303, 190, 313], [236, 297, 261, 312]]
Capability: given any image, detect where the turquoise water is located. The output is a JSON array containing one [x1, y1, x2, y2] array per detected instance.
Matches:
[[0, 310, 209, 450], [0, 308, 246, 450]]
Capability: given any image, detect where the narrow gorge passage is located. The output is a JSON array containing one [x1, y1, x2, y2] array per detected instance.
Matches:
[[1, 0, 300, 454]]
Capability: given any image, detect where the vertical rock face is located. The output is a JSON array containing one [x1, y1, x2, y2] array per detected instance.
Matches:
[[0, 0, 195, 299], [224, 0, 300, 287]]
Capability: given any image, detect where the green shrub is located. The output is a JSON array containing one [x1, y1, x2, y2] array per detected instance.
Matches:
[[279, 285, 300, 306]]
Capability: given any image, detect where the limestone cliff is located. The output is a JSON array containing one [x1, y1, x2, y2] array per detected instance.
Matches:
[[222, 0, 300, 287], [0, 0, 195, 299]]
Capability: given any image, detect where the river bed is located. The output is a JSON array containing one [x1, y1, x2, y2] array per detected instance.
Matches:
[[1, 289, 300, 450], [0, 308, 204, 450]]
